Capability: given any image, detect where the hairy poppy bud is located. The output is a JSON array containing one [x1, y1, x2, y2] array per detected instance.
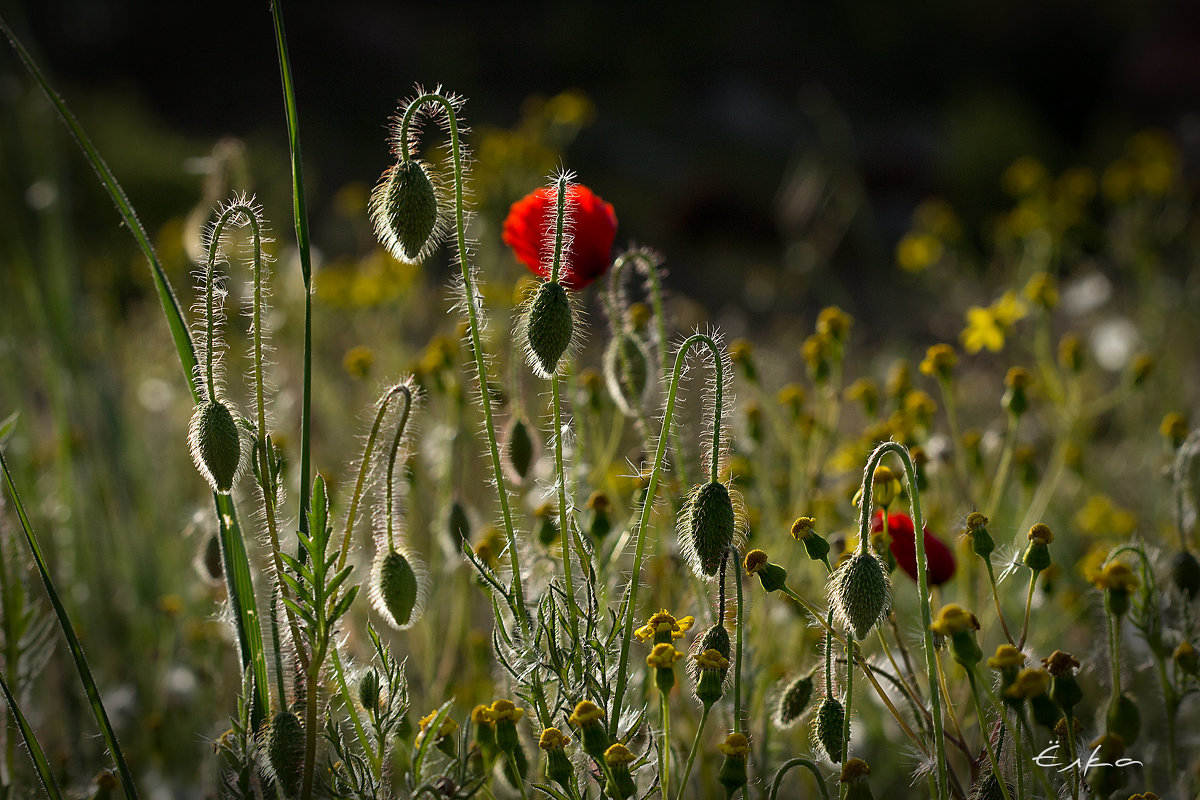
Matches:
[[358, 669, 380, 712], [370, 158, 440, 264], [812, 696, 845, 763], [504, 417, 536, 483], [830, 552, 890, 640], [189, 399, 243, 493], [604, 333, 652, 416], [264, 710, 305, 799], [968, 772, 1012, 800], [523, 281, 574, 378], [371, 549, 425, 630], [776, 669, 815, 727], [680, 481, 738, 578]]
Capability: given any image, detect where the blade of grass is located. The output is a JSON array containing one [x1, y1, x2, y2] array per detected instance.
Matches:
[[0, 449, 138, 799], [0, 667, 63, 800], [0, 15, 271, 728], [269, 0, 314, 548]]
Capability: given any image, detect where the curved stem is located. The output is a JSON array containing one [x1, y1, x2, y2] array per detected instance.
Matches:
[[400, 92, 530, 637], [859, 442, 946, 799], [769, 758, 831, 800], [337, 383, 412, 571], [383, 390, 416, 554], [610, 333, 726, 737]]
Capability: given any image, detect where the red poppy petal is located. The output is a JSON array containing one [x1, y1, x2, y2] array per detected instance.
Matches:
[[873, 511, 957, 586], [502, 184, 617, 291]]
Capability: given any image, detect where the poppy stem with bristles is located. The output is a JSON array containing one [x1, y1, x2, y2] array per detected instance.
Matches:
[[610, 333, 726, 738], [399, 91, 531, 639]]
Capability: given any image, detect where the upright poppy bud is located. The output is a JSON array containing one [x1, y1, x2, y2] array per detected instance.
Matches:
[[263, 710, 305, 799], [522, 280, 574, 378], [775, 669, 816, 727]]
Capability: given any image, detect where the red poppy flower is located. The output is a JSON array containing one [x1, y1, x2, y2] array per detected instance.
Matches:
[[502, 184, 617, 291], [872, 510, 956, 586]]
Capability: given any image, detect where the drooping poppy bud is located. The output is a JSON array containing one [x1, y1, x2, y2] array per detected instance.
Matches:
[[188, 399, 244, 493]]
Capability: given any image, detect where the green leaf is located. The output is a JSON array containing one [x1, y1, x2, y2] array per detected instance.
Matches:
[[0, 451, 140, 799], [0, 666, 63, 799], [0, 411, 17, 443]]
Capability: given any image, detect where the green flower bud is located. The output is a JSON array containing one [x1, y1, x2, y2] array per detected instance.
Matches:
[[830, 552, 890, 640], [358, 669, 380, 712], [370, 158, 441, 264], [505, 417, 536, 482], [840, 759, 876, 800], [812, 696, 845, 763], [775, 670, 815, 727], [264, 710, 305, 799], [523, 281, 574, 378], [188, 399, 243, 493], [604, 332, 652, 417], [681, 481, 738, 578], [717, 733, 750, 798], [371, 549, 425, 631], [965, 512, 994, 560]]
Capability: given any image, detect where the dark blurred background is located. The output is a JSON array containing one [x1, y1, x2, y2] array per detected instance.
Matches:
[[4, 0, 1200, 324]]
